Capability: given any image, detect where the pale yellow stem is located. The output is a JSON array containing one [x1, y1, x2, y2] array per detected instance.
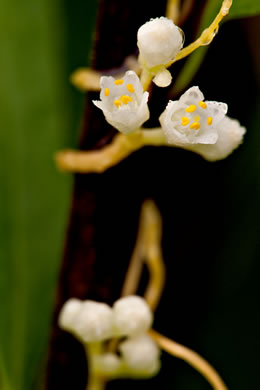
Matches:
[[71, 57, 141, 92], [71, 68, 102, 92], [55, 128, 166, 174], [121, 199, 165, 312], [149, 330, 228, 390], [85, 343, 105, 390], [170, 0, 232, 65], [142, 201, 165, 311], [166, 0, 180, 23], [120, 217, 146, 298], [140, 68, 154, 90], [108, 200, 165, 355]]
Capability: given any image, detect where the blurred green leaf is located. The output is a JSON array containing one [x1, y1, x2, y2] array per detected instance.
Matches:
[[0, 1, 97, 390], [229, 0, 260, 18]]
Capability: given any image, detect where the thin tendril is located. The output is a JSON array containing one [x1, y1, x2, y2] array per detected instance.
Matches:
[[166, 0, 181, 23], [149, 330, 228, 390], [170, 0, 232, 65]]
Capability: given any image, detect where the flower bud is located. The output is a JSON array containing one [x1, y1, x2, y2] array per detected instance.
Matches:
[[113, 295, 153, 337], [73, 300, 114, 343], [58, 298, 82, 332], [137, 17, 184, 69], [119, 335, 160, 376], [93, 353, 122, 376]]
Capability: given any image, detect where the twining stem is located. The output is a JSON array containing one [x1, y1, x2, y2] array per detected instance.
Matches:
[[55, 128, 166, 174], [149, 330, 228, 390], [71, 56, 141, 92], [170, 0, 232, 64], [166, 0, 180, 23], [121, 200, 165, 311], [142, 201, 165, 311], [71, 68, 102, 92], [108, 200, 165, 354], [178, 0, 195, 26], [120, 207, 146, 298]]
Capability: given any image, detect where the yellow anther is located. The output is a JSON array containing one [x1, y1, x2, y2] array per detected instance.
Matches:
[[199, 101, 207, 109], [207, 117, 213, 125], [190, 122, 200, 130], [114, 79, 124, 85], [194, 115, 200, 122], [185, 104, 197, 113], [127, 83, 135, 93], [120, 95, 132, 104], [114, 100, 122, 108], [181, 117, 190, 126], [104, 88, 110, 96]]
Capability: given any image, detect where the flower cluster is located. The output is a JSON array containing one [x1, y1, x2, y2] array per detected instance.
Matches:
[[92, 17, 245, 162], [59, 295, 160, 378]]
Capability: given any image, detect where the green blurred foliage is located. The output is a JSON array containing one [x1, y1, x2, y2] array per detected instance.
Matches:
[[0, 1, 97, 389], [229, 0, 260, 17]]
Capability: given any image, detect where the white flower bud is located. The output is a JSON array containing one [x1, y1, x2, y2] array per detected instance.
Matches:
[[58, 298, 82, 332], [190, 116, 246, 161], [93, 71, 149, 134], [137, 17, 184, 69], [119, 335, 161, 376], [113, 296, 153, 337], [153, 68, 172, 87], [73, 300, 114, 343], [93, 353, 122, 376]]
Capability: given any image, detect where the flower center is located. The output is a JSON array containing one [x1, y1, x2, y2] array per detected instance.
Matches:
[[114, 95, 133, 108]]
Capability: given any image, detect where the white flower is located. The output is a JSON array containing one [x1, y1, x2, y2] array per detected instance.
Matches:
[[137, 17, 184, 69], [93, 71, 149, 134], [160, 86, 228, 146], [159, 86, 246, 161], [190, 116, 246, 161], [119, 334, 161, 376], [58, 298, 82, 332], [113, 295, 153, 337]]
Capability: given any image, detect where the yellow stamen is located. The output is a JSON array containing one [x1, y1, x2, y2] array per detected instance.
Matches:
[[127, 83, 135, 93], [199, 101, 207, 109], [190, 122, 200, 130], [194, 115, 200, 122], [185, 104, 196, 113], [181, 117, 190, 126], [207, 117, 213, 125], [121, 95, 132, 104], [104, 87, 109, 96], [114, 79, 124, 85], [114, 100, 122, 108]]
